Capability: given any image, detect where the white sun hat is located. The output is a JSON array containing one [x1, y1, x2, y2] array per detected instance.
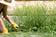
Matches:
[[0, 0, 15, 6]]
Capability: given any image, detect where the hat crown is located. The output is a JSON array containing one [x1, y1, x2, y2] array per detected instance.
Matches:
[[4, 0, 12, 3]]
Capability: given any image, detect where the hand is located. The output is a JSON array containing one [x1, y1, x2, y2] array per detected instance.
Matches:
[[12, 22, 19, 30]]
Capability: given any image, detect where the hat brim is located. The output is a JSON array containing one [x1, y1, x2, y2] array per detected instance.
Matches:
[[0, 1, 15, 6]]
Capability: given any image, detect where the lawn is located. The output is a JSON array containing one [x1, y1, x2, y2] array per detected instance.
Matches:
[[0, 32, 56, 37]]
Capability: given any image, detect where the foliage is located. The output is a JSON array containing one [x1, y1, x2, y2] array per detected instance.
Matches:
[[4, 3, 56, 32]]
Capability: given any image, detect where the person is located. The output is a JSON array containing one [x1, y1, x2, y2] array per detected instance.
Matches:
[[0, 0, 19, 34]]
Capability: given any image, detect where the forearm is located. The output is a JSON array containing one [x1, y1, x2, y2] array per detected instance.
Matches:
[[4, 15, 13, 24], [4, 15, 19, 29]]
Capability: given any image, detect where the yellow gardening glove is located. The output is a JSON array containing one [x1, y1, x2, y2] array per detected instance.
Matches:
[[12, 22, 19, 30], [3, 28, 9, 34]]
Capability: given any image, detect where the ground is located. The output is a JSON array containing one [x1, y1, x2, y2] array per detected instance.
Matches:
[[0, 32, 56, 37]]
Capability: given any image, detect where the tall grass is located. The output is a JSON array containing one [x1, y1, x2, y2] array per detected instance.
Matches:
[[4, 1, 56, 32]]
